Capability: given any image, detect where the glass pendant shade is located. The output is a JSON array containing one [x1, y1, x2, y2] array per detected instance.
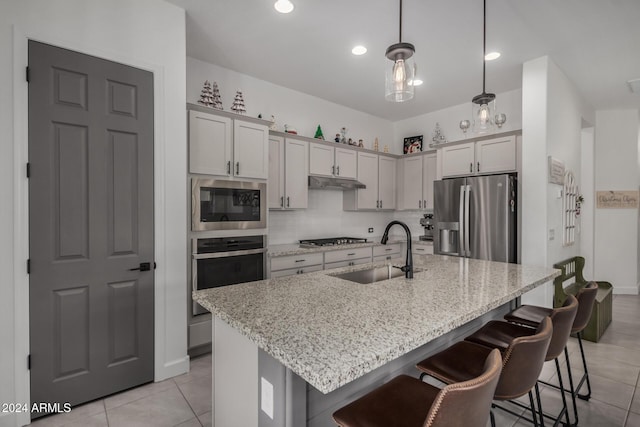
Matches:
[[385, 43, 416, 102], [472, 94, 495, 134]]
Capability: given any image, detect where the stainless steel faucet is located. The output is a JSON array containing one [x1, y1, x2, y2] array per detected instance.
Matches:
[[381, 220, 413, 279]]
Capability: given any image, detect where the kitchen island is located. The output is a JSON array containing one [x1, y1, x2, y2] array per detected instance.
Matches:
[[193, 254, 559, 427]]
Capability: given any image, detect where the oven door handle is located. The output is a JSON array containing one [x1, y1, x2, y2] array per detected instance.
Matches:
[[193, 247, 268, 259]]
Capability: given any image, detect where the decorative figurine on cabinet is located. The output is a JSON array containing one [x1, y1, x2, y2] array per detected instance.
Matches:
[[340, 127, 347, 144], [358, 139, 364, 148], [334, 134, 340, 143]]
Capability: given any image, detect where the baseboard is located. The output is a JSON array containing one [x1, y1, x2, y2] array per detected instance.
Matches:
[[612, 285, 639, 295], [156, 355, 190, 381]]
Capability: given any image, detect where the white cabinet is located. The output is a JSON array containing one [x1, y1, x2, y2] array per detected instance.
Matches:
[[344, 153, 396, 210], [441, 136, 516, 177], [399, 152, 436, 210], [269, 136, 308, 209], [373, 243, 402, 263], [309, 143, 357, 179], [189, 109, 268, 179], [412, 242, 434, 255], [269, 252, 324, 278]]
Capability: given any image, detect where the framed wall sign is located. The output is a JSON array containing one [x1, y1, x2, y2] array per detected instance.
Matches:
[[548, 156, 565, 185], [596, 191, 639, 209]]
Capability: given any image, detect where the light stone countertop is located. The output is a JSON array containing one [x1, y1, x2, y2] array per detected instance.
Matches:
[[193, 255, 560, 394]]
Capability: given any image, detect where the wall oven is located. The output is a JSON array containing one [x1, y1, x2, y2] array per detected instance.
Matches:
[[192, 235, 266, 315], [192, 178, 266, 231]]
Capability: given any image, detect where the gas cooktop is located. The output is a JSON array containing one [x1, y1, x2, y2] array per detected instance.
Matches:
[[299, 237, 368, 248]]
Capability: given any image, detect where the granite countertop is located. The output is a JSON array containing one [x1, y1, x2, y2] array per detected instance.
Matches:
[[193, 255, 560, 394], [268, 238, 408, 257]]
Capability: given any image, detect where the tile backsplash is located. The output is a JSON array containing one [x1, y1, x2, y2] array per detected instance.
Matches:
[[268, 190, 426, 244]]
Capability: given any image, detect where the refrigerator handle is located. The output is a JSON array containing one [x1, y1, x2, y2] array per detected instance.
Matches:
[[459, 185, 465, 257], [464, 184, 471, 257]]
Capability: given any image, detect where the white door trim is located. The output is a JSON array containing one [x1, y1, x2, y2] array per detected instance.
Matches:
[[12, 25, 188, 426]]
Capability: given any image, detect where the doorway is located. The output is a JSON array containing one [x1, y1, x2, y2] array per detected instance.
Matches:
[[28, 40, 155, 416]]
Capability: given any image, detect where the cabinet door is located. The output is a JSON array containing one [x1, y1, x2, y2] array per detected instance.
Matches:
[[401, 156, 423, 210], [441, 142, 475, 177], [356, 152, 379, 209], [284, 138, 309, 209], [309, 143, 334, 176], [233, 120, 268, 179], [422, 153, 437, 210], [475, 136, 516, 174], [189, 110, 231, 176], [335, 148, 358, 179], [268, 136, 285, 209], [378, 156, 396, 209]]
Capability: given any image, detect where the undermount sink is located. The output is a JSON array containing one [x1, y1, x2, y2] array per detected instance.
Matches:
[[330, 266, 422, 284]]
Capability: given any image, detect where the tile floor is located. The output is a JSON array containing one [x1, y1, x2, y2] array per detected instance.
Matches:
[[28, 295, 640, 427]]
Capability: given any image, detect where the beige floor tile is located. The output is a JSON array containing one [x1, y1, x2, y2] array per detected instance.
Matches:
[[631, 389, 640, 415], [627, 411, 640, 427], [28, 400, 105, 427], [106, 387, 195, 427], [174, 417, 203, 427], [197, 411, 212, 427], [177, 376, 212, 416], [104, 378, 177, 410]]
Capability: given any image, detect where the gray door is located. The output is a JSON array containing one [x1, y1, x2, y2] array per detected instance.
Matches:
[[28, 41, 155, 414]]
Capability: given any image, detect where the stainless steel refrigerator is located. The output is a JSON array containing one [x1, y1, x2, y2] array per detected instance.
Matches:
[[434, 174, 516, 263]]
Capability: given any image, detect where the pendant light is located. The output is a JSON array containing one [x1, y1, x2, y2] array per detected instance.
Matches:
[[471, 0, 496, 133], [385, 0, 416, 102]]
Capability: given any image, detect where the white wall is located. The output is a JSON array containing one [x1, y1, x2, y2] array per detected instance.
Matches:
[[0, 1, 188, 425], [187, 57, 395, 152], [594, 110, 640, 294], [520, 56, 594, 307], [392, 88, 523, 152]]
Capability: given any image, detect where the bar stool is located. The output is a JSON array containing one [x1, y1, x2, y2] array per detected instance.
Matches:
[[332, 349, 502, 427], [467, 295, 578, 427], [504, 282, 598, 425], [416, 317, 553, 427]]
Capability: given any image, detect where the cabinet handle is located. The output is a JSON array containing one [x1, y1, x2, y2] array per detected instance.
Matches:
[[423, 199, 426, 208], [477, 162, 480, 173], [280, 196, 284, 207], [376, 200, 379, 208], [470, 163, 473, 173], [295, 259, 306, 263], [349, 261, 354, 266], [380, 200, 383, 208], [347, 253, 356, 256], [287, 196, 290, 207], [385, 248, 393, 251], [419, 200, 422, 209], [227, 161, 231, 175], [332, 165, 335, 175], [297, 269, 302, 274], [416, 248, 425, 251], [336, 165, 340, 175], [236, 162, 240, 175]]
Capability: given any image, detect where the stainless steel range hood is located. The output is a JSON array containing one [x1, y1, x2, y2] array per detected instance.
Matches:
[[308, 175, 366, 190]]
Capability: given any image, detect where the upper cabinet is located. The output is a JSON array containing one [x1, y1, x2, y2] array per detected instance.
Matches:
[[398, 152, 436, 210], [309, 143, 357, 179], [344, 152, 396, 211], [269, 136, 308, 209], [441, 135, 516, 178], [188, 107, 269, 179]]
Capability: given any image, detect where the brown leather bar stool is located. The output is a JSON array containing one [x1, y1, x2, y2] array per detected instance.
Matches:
[[504, 282, 598, 425], [467, 294, 578, 427], [332, 349, 502, 427], [416, 317, 553, 427]]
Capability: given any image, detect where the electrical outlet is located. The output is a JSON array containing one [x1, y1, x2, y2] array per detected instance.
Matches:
[[548, 229, 555, 241], [368, 227, 374, 233], [261, 377, 274, 419]]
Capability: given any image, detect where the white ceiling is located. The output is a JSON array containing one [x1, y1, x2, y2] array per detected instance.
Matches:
[[167, 0, 640, 122]]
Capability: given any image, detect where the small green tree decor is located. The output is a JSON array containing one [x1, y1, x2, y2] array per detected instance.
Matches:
[[314, 125, 324, 140]]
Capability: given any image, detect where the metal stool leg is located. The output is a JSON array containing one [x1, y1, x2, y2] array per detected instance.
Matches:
[[576, 332, 592, 400], [563, 347, 578, 426], [554, 358, 571, 427], [535, 382, 545, 427], [528, 390, 540, 427]]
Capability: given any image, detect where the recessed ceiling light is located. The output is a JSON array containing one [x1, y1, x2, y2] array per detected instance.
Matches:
[[484, 52, 501, 61], [410, 78, 423, 86], [352, 45, 367, 55], [274, 0, 294, 14]]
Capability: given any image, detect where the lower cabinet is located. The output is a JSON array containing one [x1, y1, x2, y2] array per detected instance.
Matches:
[[412, 242, 434, 255], [270, 264, 323, 278], [269, 253, 324, 278], [372, 243, 402, 263]]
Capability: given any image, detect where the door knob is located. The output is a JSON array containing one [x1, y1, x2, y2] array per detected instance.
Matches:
[[129, 262, 152, 271]]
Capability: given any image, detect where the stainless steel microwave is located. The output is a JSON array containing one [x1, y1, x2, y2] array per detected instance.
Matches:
[[191, 178, 267, 231]]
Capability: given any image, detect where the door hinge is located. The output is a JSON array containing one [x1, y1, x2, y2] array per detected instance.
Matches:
[[26, 162, 30, 178], [27, 259, 31, 274], [27, 354, 31, 370], [26, 66, 30, 83]]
